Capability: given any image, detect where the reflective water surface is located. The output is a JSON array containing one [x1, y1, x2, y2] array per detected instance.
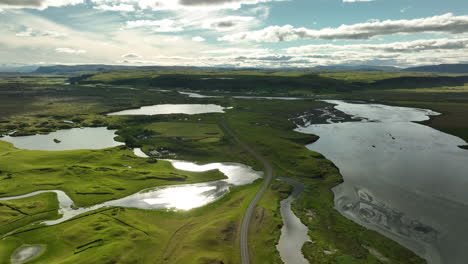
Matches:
[[107, 104, 227, 115], [179, 91, 305, 100], [296, 100, 468, 264], [0, 127, 123, 151], [10, 245, 45, 264], [277, 178, 311, 264], [0, 158, 262, 226]]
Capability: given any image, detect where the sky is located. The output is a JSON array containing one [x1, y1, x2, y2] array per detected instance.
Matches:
[[0, 0, 468, 68]]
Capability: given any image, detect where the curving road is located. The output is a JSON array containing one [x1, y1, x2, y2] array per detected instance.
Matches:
[[220, 118, 274, 264]]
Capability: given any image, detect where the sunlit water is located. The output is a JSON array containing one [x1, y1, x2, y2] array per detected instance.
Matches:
[[296, 100, 468, 264], [179, 91, 305, 100], [107, 104, 227, 115], [277, 178, 311, 264], [0, 153, 262, 226], [0, 127, 123, 151]]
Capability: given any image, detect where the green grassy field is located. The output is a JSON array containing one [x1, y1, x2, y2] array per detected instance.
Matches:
[[2, 70, 468, 263], [392, 84, 468, 93], [0, 141, 225, 207], [146, 122, 224, 143], [0, 181, 262, 264], [0, 193, 59, 235]]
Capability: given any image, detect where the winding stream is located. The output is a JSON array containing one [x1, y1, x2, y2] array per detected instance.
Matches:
[[0, 122, 261, 228], [296, 100, 468, 264], [277, 178, 311, 264], [0, 153, 261, 226]]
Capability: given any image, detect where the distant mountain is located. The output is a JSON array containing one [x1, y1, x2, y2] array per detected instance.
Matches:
[[0, 65, 39, 72], [33, 65, 142, 74], [33, 64, 229, 74], [313, 65, 401, 72], [403, 64, 468, 73]]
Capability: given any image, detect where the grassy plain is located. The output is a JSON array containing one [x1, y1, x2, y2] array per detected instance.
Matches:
[[0, 181, 261, 264], [2, 69, 468, 263], [0, 141, 224, 207], [146, 122, 224, 143], [0, 193, 59, 235]]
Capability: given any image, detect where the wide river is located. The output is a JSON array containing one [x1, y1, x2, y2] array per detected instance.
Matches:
[[296, 100, 468, 264]]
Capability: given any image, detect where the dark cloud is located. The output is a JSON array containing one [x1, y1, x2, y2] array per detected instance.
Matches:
[[0, 0, 43, 7], [213, 21, 236, 28]]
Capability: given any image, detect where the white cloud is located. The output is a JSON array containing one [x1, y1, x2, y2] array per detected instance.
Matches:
[[125, 19, 184, 32], [204, 47, 270, 55], [192, 36, 205, 42], [0, 0, 83, 10], [55, 47, 87, 54], [125, 14, 259, 33], [220, 13, 468, 42], [285, 38, 468, 54], [15, 27, 67, 38], [94, 3, 135, 12], [91, 0, 285, 11], [122, 53, 141, 58], [0, 11, 213, 65], [246, 5, 270, 19]]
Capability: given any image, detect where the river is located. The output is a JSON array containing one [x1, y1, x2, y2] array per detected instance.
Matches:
[[296, 100, 468, 264]]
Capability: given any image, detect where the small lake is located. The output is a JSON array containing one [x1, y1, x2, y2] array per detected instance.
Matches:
[[296, 100, 468, 264], [107, 104, 227, 116], [0, 127, 123, 151]]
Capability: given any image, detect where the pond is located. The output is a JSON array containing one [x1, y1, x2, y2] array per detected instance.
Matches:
[[296, 100, 468, 264], [0, 127, 123, 151], [10, 245, 45, 264], [107, 104, 227, 116]]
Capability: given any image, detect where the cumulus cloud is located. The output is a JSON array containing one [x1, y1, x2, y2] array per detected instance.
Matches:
[[121, 53, 141, 58], [285, 38, 468, 54], [220, 13, 468, 42], [192, 36, 205, 42], [0, 0, 83, 10], [55, 47, 87, 54], [125, 19, 184, 32]]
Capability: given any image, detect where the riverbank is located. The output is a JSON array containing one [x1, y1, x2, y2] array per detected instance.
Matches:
[[223, 99, 425, 263]]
